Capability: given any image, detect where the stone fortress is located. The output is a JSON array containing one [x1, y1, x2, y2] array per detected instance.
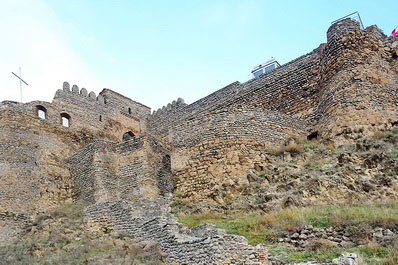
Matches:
[[0, 19, 397, 264]]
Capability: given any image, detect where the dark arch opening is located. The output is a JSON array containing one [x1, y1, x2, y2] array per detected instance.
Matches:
[[122, 131, 135, 141], [128, 107, 132, 114], [307, 131, 318, 141], [60, 113, 71, 127], [36, 105, 47, 119], [99, 115, 102, 122]]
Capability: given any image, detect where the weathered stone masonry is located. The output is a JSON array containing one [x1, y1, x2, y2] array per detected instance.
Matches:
[[69, 135, 172, 203], [0, 18, 397, 263], [171, 106, 307, 201]]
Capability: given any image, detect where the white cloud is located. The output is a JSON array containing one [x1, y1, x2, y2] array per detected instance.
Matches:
[[0, 0, 103, 103]]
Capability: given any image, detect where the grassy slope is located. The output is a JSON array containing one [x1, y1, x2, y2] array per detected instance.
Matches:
[[176, 128, 398, 264], [178, 204, 398, 264], [0, 203, 165, 265]]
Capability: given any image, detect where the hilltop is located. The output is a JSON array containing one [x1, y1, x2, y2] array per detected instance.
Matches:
[[0, 18, 397, 264]]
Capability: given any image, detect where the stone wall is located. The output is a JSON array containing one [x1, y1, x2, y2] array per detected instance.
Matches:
[[147, 82, 241, 141], [0, 108, 94, 245], [313, 19, 398, 142], [1, 17, 397, 262], [147, 48, 322, 142], [69, 135, 172, 204], [100, 89, 151, 120], [51, 82, 109, 132], [84, 200, 270, 265], [52, 83, 150, 140], [171, 106, 307, 201], [0, 82, 152, 142], [158, 19, 398, 202], [147, 19, 398, 146]]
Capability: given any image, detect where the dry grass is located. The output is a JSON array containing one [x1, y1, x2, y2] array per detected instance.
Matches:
[[280, 142, 304, 154], [0, 203, 165, 265], [179, 204, 398, 263], [178, 202, 398, 244]]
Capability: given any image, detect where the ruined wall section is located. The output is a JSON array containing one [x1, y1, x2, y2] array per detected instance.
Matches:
[[84, 200, 269, 265], [53, 83, 148, 140], [69, 136, 172, 204], [314, 19, 398, 142], [0, 108, 93, 245], [171, 106, 307, 201]]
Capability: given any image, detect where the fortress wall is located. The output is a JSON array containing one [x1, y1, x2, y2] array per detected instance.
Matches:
[[222, 49, 322, 120], [147, 48, 321, 141], [52, 85, 144, 140], [4, 82, 150, 142], [149, 98, 187, 140], [83, 200, 268, 265], [148, 19, 398, 147], [100, 89, 151, 120], [52, 83, 109, 132], [314, 19, 398, 141], [69, 136, 172, 204], [0, 108, 93, 244], [147, 81, 243, 141], [171, 107, 307, 201], [147, 82, 241, 142], [68, 142, 100, 203]]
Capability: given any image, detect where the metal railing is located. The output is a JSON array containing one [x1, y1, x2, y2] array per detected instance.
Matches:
[[331, 11, 364, 30]]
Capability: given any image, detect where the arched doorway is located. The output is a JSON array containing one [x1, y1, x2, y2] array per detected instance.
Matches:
[[122, 131, 135, 141]]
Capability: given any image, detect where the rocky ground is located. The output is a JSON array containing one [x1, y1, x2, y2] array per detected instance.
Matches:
[[173, 127, 398, 264], [0, 203, 167, 265], [1, 128, 397, 264], [173, 127, 398, 215]]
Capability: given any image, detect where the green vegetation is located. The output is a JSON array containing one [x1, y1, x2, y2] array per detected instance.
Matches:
[[179, 203, 398, 236], [268, 244, 398, 264], [179, 212, 275, 244], [178, 203, 398, 263]]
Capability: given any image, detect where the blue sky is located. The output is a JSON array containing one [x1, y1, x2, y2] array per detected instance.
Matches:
[[1, 0, 396, 110]]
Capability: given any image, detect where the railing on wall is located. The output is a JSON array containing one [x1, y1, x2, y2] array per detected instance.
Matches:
[[331, 11, 364, 30]]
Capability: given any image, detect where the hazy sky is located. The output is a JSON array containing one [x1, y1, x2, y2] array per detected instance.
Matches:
[[1, 0, 396, 110]]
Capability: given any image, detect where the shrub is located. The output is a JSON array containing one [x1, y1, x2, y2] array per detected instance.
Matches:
[[280, 142, 304, 154]]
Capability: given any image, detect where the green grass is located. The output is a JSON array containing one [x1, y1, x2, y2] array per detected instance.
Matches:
[[301, 203, 398, 228], [179, 212, 275, 244], [178, 203, 398, 244], [390, 150, 398, 159], [268, 244, 398, 264]]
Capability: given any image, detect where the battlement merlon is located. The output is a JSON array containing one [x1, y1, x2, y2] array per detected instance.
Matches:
[[52, 82, 151, 120]]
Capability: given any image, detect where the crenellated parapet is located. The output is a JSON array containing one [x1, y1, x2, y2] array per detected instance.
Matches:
[[60, 81, 105, 104], [151, 98, 187, 117]]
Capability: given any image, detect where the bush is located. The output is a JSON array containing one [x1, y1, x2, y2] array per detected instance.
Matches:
[[280, 142, 304, 154]]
